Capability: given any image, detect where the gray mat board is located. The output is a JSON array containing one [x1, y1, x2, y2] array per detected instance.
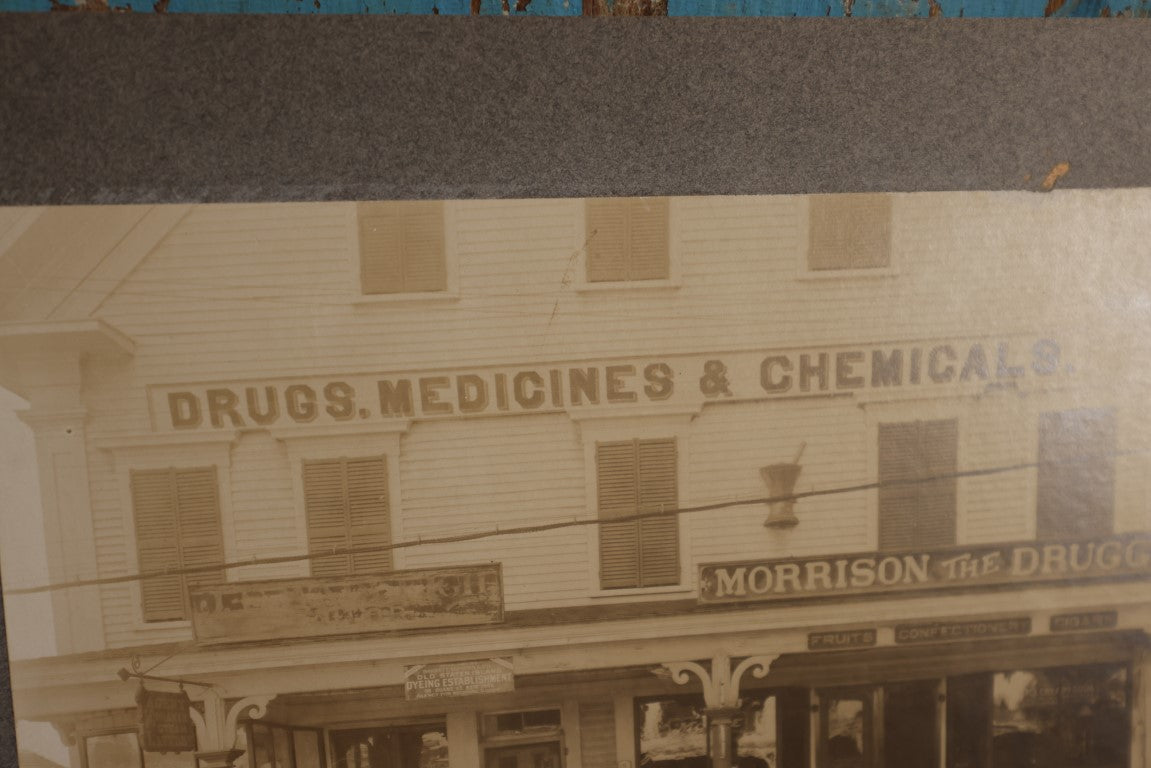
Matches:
[[0, 16, 1149, 205]]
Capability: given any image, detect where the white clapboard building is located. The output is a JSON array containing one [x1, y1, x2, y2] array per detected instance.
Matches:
[[2, 192, 1150, 768]]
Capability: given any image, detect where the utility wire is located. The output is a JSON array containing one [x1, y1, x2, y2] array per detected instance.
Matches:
[[4, 454, 1131, 597]]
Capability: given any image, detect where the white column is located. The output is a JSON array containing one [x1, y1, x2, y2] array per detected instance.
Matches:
[[17, 354, 105, 655], [613, 692, 635, 768], [447, 709, 482, 768]]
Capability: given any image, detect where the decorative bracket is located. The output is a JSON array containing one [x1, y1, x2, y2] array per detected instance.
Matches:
[[190, 689, 275, 752], [662, 653, 779, 708]]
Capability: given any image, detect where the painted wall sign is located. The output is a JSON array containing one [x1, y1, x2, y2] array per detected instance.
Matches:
[[136, 687, 197, 753], [807, 628, 877, 651], [189, 564, 502, 643], [700, 534, 1151, 605], [403, 658, 515, 701], [895, 617, 1031, 644], [1050, 610, 1119, 633], [149, 336, 1069, 432]]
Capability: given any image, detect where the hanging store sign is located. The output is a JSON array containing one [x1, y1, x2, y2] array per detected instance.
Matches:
[[403, 658, 515, 701], [700, 533, 1151, 606], [149, 336, 1070, 432], [894, 617, 1031, 644], [189, 564, 503, 644], [136, 687, 198, 753]]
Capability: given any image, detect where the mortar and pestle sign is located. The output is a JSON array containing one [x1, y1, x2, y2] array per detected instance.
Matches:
[[761, 442, 805, 529]]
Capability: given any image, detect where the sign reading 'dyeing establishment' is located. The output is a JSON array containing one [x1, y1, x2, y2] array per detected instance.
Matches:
[[700, 534, 1151, 605], [189, 564, 502, 644], [150, 337, 1070, 431], [404, 658, 515, 701]]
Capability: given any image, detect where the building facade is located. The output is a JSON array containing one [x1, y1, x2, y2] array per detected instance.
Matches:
[[2, 191, 1150, 768]]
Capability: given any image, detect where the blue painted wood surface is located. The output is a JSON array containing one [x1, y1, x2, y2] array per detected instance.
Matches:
[[0, 0, 1146, 18]]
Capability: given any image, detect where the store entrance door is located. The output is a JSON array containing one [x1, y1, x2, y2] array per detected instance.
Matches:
[[818, 681, 937, 768], [484, 742, 562, 768]]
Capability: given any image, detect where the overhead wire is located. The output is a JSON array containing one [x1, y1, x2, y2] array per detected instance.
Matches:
[[4, 452, 1136, 597]]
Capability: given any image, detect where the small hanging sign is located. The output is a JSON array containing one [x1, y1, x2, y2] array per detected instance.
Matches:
[[136, 685, 198, 753]]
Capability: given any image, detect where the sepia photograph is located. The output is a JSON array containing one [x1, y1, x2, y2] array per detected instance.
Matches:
[[0, 189, 1149, 768]]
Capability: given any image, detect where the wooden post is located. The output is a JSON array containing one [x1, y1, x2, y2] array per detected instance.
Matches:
[[703, 707, 741, 768]]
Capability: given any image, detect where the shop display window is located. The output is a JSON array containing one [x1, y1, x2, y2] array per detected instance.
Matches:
[[329, 723, 447, 768], [948, 664, 1129, 768], [635, 691, 780, 768], [82, 730, 197, 768], [235, 722, 326, 768], [991, 665, 1127, 768]]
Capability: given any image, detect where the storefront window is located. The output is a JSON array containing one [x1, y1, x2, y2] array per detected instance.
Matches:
[[85, 732, 142, 768], [237, 722, 327, 768], [992, 665, 1128, 768], [330, 724, 447, 768], [822, 694, 869, 768], [637, 693, 779, 768], [83, 730, 198, 768]]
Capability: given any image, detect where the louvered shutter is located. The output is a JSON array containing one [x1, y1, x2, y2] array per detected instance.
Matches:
[[345, 456, 393, 573], [637, 439, 679, 586], [597, 438, 679, 589], [304, 456, 392, 577], [627, 198, 670, 281], [916, 420, 958, 548], [1037, 409, 1115, 540], [399, 202, 447, 293], [358, 202, 446, 294], [878, 420, 956, 550], [808, 194, 892, 271], [597, 441, 641, 589], [131, 467, 224, 622], [586, 199, 630, 283], [132, 470, 185, 622], [175, 468, 226, 593], [304, 460, 351, 576]]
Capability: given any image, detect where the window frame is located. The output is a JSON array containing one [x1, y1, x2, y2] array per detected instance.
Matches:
[[798, 194, 898, 281], [1035, 406, 1117, 542], [573, 409, 696, 599], [350, 200, 460, 305], [99, 434, 237, 632], [861, 402, 965, 552], [576, 197, 681, 293], [276, 424, 409, 575], [876, 417, 960, 552], [302, 453, 393, 578]]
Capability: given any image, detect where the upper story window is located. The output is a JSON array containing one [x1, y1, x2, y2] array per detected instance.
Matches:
[[303, 455, 393, 577], [357, 201, 447, 295], [878, 419, 957, 550], [597, 438, 679, 589], [130, 466, 225, 622], [807, 194, 893, 272], [585, 197, 670, 283], [1036, 408, 1115, 541]]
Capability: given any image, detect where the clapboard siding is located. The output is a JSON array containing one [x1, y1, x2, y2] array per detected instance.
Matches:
[[399, 414, 589, 609], [73, 192, 1151, 648], [229, 431, 306, 581], [578, 701, 617, 768], [689, 399, 871, 564]]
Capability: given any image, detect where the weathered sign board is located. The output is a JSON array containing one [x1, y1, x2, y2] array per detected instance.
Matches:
[[894, 617, 1031, 644], [150, 336, 1071, 432], [1050, 610, 1119, 633], [700, 534, 1151, 605], [403, 658, 515, 701], [189, 564, 502, 643], [807, 628, 878, 651], [136, 687, 197, 753]]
